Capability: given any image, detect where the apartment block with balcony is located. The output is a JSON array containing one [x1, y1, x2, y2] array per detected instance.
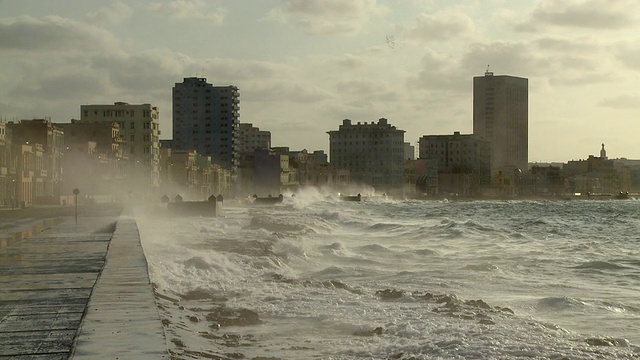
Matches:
[[172, 77, 240, 172]]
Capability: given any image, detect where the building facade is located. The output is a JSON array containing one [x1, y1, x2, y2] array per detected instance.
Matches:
[[8, 119, 64, 202], [58, 120, 126, 199], [172, 77, 240, 171], [418, 131, 491, 196], [473, 71, 528, 171], [0, 122, 14, 206], [80, 102, 161, 193], [238, 123, 270, 154], [328, 118, 405, 192]]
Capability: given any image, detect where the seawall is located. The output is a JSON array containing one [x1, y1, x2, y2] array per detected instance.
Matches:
[[0, 205, 169, 359]]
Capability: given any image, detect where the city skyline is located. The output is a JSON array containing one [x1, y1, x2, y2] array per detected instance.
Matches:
[[2, 1, 640, 163]]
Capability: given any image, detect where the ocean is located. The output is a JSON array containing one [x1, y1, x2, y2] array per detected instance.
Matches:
[[136, 189, 640, 359]]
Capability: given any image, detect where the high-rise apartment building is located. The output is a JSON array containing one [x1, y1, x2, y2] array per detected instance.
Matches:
[[80, 102, 161, 189], [473, 71, 528, 171], [172, 77, 240, 171], [328, 118, 405, 190]]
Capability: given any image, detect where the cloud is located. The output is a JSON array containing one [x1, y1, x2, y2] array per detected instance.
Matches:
[[266, 0, 388, 35], [407, 48, 470, 93], [149, 0, 226, 24], [507, 0, 639, 32], [406, 10, 477, 42], [245, 82, 334, 103], [335, 79, 399, 102], [0, 15, 122, 54], [86, 2, 133, 24], [12, 72, 111, 101], [616, 41, 640, 71], [598, 94, 640, 109]]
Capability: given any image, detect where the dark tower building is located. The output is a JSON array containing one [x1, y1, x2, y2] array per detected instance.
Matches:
[[473, 70, 528, 171], [172, 77, 240, 171]]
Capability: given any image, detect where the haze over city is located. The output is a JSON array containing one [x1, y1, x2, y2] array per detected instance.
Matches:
[[1, 0, 639, 162]]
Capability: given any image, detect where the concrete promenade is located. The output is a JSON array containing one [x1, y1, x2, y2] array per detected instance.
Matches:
[[0, 204, 169, 359]]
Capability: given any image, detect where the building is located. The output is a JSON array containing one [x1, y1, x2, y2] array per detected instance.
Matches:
[[7, 119, 64, 203], [0, 122, 15, 206], [404, 142, 415, 161], [80, 102, 161, 195], [253, 148, 298, 195], [473, 70, 528, 171], [327, 118, 405, 193], [57, 120, 126, 199], [238, 123, 270, 154], [172, 77, 240, 171], [418, 131, 491, 196], [564, 145, 619, 195]]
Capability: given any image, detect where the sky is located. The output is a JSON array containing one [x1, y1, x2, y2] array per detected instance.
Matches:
[[1, 0, 639, 163]]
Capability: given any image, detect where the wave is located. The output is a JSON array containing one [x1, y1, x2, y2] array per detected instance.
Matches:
[[573, 261, 629, 271], [356, 243, 391, 253], [366, 222, 404, 232], [182, 256, 213, 270], [464, 263, 500, 272], [537, 296, 589, 310], [413, 248, 440, 256]]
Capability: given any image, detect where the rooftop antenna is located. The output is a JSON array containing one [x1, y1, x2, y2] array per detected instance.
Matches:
[[485, 64, 493, 76]]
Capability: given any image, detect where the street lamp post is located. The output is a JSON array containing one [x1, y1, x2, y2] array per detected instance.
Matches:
[[73, 188, 79, 224]]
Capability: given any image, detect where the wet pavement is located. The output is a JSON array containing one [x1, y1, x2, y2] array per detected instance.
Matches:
[[0, 205, 169, 359]]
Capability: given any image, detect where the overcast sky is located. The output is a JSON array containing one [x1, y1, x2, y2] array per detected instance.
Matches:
[[1, 0, 639, 162]]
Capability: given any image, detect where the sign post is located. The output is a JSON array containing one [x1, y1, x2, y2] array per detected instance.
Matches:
[[73, 188, 80, 224]]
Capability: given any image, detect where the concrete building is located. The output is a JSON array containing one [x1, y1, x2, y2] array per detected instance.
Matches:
[[238, 123, 270, 154], [236, 123, 270, 195], [0, 122, 15, 207], [253, 148, 298, 195], [404, 142, 415, 160], [327, 118, 405, 192], [80, 102, 161, 194], [172, 77, 240, 171], [564, 150, 619, 195], [57, 120, 126, 200], [473, 70, 528, 171], [418, 131, 491, 196], [8, 119, 64, 202]]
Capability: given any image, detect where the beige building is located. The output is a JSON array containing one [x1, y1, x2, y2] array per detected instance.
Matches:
[[7, 119, 64, 204], [0, 122, 14, 206], [81, 102, 161, 195], [473, 71, 528, 171]]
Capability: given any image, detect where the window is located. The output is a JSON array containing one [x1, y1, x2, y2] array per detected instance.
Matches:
[[130, 135, 135, 141], [130, 122, 135, 129]]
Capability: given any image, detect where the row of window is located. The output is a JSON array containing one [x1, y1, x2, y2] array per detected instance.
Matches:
[[424, 142, 480, 148], [331, 133, 401, 139], [331, 141, 403, 146]]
